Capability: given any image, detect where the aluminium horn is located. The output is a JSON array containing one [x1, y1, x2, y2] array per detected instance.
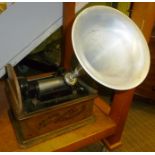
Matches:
[[72, 6, 150, 90]]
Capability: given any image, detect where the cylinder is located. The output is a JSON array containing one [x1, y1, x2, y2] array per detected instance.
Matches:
[[37, 77, 66, 96]]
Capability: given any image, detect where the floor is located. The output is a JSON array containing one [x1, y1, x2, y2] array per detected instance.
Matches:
[[78, 97, 155, 152]]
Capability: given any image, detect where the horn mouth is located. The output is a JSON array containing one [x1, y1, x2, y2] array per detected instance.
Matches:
[[72, 6, 150, 90]]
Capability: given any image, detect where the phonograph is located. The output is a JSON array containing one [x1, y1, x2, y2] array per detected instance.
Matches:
[[5, 6, 150, 147]]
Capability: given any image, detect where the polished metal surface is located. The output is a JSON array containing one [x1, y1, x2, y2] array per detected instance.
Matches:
[[38, 77, 65, 95], [65, 65, 83, 86], [65, 73, 77, 86], [72, 6, 150, 90]]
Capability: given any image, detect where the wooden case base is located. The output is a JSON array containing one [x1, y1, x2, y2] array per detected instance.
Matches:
[[9, 97, 95, 148]]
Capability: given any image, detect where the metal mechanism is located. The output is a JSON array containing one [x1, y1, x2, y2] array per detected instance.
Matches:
[[19, 76, 71, 100], [16, 70, 94, 113]]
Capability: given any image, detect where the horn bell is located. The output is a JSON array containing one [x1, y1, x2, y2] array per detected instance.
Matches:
[[72, 6, 150, 90]]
